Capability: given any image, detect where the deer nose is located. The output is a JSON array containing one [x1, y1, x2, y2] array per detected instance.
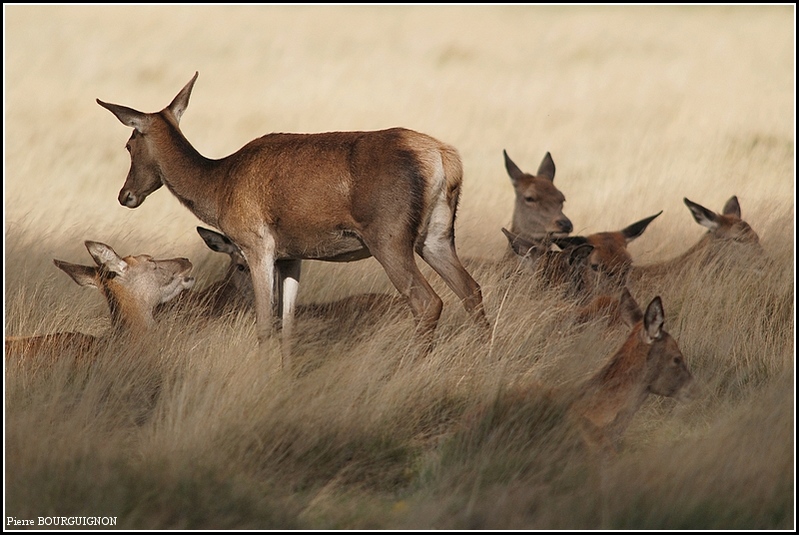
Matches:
[[118, 189, 138, 208], [558, 218, 573, 234]]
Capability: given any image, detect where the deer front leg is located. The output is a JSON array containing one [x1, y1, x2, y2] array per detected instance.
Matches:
[[244, 236, 278, 346]]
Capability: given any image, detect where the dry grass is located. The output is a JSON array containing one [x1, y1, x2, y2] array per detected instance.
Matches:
[[4, 5, 794, 530]]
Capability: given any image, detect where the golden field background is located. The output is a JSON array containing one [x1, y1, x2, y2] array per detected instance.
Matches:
[[4, 5, 795, 529]]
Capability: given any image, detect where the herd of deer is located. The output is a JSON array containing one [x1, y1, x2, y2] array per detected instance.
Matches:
[[5, 73, 764, 455]]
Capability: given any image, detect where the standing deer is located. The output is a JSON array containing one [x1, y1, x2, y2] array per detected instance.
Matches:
[[630, 196, 762, 282], [5, 241, 195, 361], [97, 72, 488, 367], [570, 289, 695, 455]]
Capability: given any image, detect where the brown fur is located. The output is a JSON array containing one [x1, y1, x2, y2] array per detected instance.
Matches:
[[503, 150, 573, 240], [630, 196, 763, 283], [570, 290, 695, 456], [5, 241, 194, 364], [98, 72, 488, 366]]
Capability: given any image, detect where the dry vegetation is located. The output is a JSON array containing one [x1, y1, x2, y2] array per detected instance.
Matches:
[[4, 5, 794, 530]]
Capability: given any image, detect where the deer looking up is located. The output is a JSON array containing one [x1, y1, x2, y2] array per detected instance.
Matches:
[[98, 72, 488, 368], [629, 196, 762, 283], [569, 289, 696, 456], [5, 241, 195, 362]]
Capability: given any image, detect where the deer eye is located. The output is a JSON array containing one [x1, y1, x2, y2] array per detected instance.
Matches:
[[590, 263, 599, 272], [524, 196, 538, 203], [236, 264, 246, 272], [673, 357, 681, 365]]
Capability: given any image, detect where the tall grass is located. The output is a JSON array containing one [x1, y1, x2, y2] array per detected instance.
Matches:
[[4, 5, 794, 530]]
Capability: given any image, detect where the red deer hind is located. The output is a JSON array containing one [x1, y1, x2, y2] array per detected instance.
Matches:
[[630, 196, 763, 282], [97, 72, 488, 367], [6, 241, 194, 362], [570, 289, 695, 455]]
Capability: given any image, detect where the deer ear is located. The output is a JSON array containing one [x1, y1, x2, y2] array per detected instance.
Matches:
[[567, 244, 594, 265], [97, 99, 149, 132], [53, 260, 99, 289], [502, 227, 540, 258], [197, 226, 240, 255], [552, 236, 589, 249], [722, 195, 741, 219], [167, 71, 199, 123], [503, 150, 526, 184], [618, 287, 643, 328], [684, 198, 720, 230], [536, 151, 556, 182], [643, 296, 665, 343], [621, 211, 662, 243], [84, 241, 128, 275]]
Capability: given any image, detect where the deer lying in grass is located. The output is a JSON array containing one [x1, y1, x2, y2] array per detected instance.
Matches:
[[503, 150, 573, 241], [156, 226, 254, 318], [503, 227, 628, 325], [98, 72, 488, 367], [504, 211, 661, 324], [502, 227, 594, 298], [551, 212, 662, 294], [629, 196, 762, 283], [5, 241, 195, 362], [569, 289, 695, 455]]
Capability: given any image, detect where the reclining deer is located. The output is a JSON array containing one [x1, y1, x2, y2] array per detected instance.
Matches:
[[569, 288, 695, 456], [98, 72, 488, 368], [629, 195, 762, 283], [505, 212, 662, 324], [503, 149, 573, 244], [6, 241, 195, 362]]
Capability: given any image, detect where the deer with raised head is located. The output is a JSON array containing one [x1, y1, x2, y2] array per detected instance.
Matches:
[[157, 226, 254, 318], [97, 72, 488, 367], [569, 288, 695, 455], [6, 241, 195, 361], [503, 149, 573, 241], [630, 196, 762, 283]]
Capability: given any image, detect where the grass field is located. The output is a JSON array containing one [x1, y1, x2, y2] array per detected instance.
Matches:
[[4, 5, 795, 530]]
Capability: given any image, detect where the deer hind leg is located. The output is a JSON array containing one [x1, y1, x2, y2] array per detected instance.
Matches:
[[367, 239, 443, 357], [417, 205, 488, 330]]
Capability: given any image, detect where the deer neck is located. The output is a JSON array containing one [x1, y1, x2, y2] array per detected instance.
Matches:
[[633, 234, 713, 278], [153, 121, 224, 228], [102, 284, 155, 336]]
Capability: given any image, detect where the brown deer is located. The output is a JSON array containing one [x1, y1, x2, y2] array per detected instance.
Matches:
[[157, 226, 254, 317], [630, 196, 762, 283], [97, 72, 487, 367], [503, 227, 628, 326], [552, 211, 662, 295], [502, 227, 594, 297], [569, 289, 695, 455], [503, 149, 573, 240], [6, 241, 195, 361]]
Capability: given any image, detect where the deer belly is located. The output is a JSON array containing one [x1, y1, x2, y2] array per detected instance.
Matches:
[[278, 233, 371, 262]]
